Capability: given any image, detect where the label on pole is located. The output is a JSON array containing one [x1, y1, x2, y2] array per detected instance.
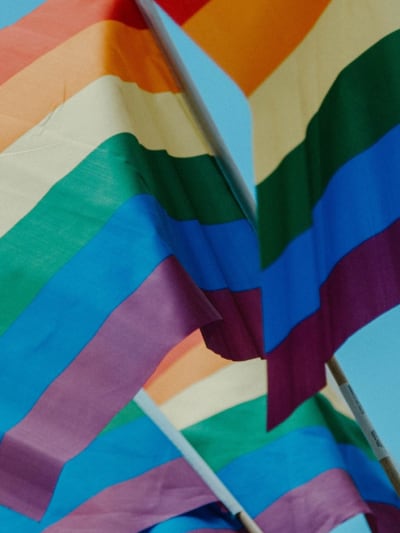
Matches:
[[339, 383, 389, 461]]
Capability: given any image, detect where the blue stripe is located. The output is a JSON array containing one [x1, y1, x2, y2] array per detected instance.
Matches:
[[217, 427, 400, 517], [0, 193, 259, 436], [0, 412, 181, 531], [0, 0, 46, 28], [0, 422, 397, 530], [261, 123, 400, 350]]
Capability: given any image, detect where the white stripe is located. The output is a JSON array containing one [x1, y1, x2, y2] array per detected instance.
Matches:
[[160, 358, 266, 430], [0, 75, 211, 237], [251, 0, 400, 182]]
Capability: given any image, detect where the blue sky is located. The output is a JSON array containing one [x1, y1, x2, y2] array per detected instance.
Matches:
[[155, 4, 400, 532]]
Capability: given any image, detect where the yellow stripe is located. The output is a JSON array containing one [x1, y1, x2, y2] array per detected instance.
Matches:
[[251, 0, 400, 183], [184, 0, 330, 95], [159, 359, 267, 430], [0, 20, 179, 152], [0, 75, 211, 238]]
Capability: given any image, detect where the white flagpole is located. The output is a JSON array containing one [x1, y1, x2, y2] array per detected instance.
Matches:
[[135, 0, 400, 499], [135, 390, 263, 533]]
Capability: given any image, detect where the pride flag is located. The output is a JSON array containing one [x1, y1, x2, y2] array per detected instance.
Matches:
[[3, 331, 397, 532], [144, 330, 400, 532], [0, 399, 219, 532], [0, 0, 265, 519], [156, 0, 400, 426]]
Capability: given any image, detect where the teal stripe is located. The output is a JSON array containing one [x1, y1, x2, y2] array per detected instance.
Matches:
[[183, 394, 373, 472], [0, 132, 243, 335]]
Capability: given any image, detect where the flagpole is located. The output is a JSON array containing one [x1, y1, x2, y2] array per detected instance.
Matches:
[[135, 0, 400, 498], [327, 358, 400, 495], [135, 390, 263, 533], [135, 0, 256, 231]]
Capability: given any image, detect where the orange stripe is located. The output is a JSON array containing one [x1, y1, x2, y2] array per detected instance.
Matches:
[[0, 0, 147, 86], [145, 338, 232, 404], [144, 330, 204, 386], [0, 21, 179, 152], [183, 0, 330, 95]]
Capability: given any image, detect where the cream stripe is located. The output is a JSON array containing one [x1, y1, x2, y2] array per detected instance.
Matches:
[[0, 75, 211, 237], [160, 358, 266, 430], [251, 0, 400, 183]]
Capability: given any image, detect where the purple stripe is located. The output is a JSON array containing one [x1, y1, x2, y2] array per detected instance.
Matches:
[[267, 219, 400, 428], [202, 288, 264, 361], [366, 501, 400, 533], [43, 458, 216, 532], [255, 469, 371, 533], [0, 257, 220, 520]]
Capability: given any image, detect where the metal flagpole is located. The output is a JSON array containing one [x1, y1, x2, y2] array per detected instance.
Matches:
[[135, 0, 400, 499]]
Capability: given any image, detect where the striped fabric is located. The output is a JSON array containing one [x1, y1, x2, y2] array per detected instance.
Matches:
[[0, 400, 218, 532], [144, 330, 400, 532], [0, 0, 265, 519], [156, 0, 400, 426]]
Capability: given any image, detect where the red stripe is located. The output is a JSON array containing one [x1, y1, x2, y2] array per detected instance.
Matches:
[[0, 0, 146, 86], [155, 0, 210, 25]]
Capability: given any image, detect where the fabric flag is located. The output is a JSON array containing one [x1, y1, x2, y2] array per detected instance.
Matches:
[[155, 0, 400, 427], [0, 0, 265, 519], [143, 503, 244, 532], [144, 330, 400, 532], [0, 400, 219, 532]]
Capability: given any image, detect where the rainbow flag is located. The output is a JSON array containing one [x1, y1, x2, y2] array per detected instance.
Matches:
[[156, 0, 400, 426], [0, 400, 220, 532], [0, 0, 265, 519], [144, 330, 400, 532]]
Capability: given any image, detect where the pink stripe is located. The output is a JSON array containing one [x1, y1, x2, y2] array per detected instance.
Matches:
[[267, 219, 400, 428], [255, 469, 371, 533], [0, 257, 220, 520], [43, 458, 216, 532]]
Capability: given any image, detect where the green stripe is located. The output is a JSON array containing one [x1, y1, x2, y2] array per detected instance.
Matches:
[[0, 133, 242, 335], [100, 400, 144, 435], [182, 394, 374, 472], [258, 30, 400, 267]]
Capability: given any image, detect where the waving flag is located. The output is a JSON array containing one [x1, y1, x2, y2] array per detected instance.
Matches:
[[0, 399, 220, 532], [156, 0, 400, 426], [0, 0, 265, 519], [144, 330, 400, 532]]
